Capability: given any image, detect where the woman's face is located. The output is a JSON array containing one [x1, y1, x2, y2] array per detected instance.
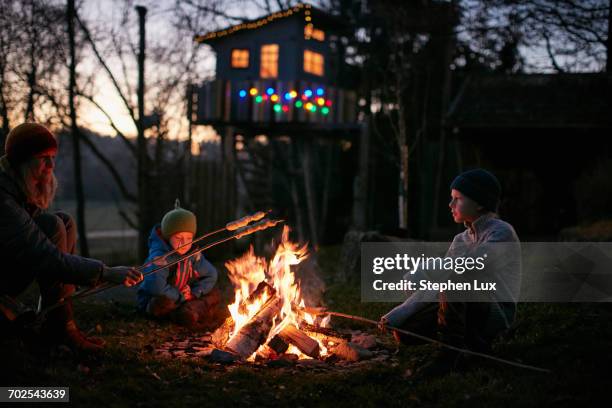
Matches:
[[169, 231, 194, 255], [449, 189, 482, 224]]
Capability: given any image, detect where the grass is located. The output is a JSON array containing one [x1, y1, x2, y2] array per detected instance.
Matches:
[[2, 245, 611, 407]]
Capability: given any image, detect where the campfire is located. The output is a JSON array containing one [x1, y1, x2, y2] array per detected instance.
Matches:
[[212, 226, 333, 361], [153, 226, 391, 367]]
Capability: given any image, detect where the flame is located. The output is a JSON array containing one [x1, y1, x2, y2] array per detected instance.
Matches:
[[224, 226, 328, 359]]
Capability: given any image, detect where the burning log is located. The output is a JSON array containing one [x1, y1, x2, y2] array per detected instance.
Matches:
[[299, 322, 349, 339], [301, 329, 346, 349], [267, 335, 289, 354], [225, 296, 282, 358], [278, 324, 320, 358], [211, 281, 276, 348], [239, 281, 276, 315], [211, 317, 234, 348]]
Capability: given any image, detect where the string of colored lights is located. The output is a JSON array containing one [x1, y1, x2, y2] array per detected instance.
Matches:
[[238, 86, 332, 115]]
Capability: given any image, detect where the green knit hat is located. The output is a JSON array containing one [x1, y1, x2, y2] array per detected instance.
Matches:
[[161, 199, 197, 239]]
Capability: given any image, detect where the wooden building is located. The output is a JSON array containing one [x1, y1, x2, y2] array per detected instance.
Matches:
[[188, 3, 363, 246]]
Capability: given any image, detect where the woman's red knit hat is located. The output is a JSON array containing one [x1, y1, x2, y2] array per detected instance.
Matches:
[[4, 123, 58, 166]]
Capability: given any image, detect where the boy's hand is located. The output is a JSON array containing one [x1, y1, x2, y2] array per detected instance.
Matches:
[[181, 285, 192, 301], [378, 317, 389, 333]]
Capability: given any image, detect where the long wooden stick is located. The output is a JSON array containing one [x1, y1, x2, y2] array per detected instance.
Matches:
[[321, 311, 551, 373], [71, 219, 284, 301], [37, 218, 283, 318], [69, 211, 271, 300]]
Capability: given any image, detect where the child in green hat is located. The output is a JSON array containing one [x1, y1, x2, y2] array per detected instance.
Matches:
[[137, 200, 221, 330]]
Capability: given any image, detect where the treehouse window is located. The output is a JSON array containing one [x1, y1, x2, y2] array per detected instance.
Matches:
[[304, 24, 325, 41], [260, 44, 279, 78], [303, 49, 324, 76], [231, 49, 250, 68]]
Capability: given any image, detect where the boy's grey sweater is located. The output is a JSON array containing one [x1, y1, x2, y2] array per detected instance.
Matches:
[[382, 212, 521, 329]]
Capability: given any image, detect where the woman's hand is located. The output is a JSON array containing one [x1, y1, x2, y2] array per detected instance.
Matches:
[[102, 266, 143, 287]]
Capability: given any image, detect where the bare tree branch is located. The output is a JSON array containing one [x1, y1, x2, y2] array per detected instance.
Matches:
[[75, 13, 138, 125]]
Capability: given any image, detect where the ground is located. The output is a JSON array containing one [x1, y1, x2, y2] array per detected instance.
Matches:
[[2, 246, 611, 407]]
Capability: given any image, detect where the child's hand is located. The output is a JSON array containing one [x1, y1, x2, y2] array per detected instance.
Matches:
[[181, 285, 192, 301], [378, 316, 389, 333]]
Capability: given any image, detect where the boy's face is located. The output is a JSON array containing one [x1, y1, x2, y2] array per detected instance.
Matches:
[[449, 189, 482, 224], [169, 232, 194, 255]]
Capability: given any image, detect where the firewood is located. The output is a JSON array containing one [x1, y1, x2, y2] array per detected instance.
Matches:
[[267, 335, 289, 354], [332, 341, 373, 362], [299, 322, 349, 339], [299, 323, 347, 347], [212, 281, 275, 349], [225, 296, 282, 358], [208, 349, 238, 364], [278, 324, 320, 358], [211, 316, 234, 348], [239, 281, 276, 315]]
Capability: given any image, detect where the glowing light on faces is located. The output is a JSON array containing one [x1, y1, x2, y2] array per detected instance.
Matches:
[[169, 232, 194, 255]]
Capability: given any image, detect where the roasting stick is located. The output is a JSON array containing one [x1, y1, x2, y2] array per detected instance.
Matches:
[[70, 210, 271, 300], [71, 219, 284, 301], [38, 218, 283, 318], [308, 309, 550, 373]]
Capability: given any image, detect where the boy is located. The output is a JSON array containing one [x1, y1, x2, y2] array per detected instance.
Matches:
[[381, 169, 521, 375], [137, 200, 221, 330]]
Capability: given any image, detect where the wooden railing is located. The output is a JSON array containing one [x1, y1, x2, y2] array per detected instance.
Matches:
[[188, 79, 358, 126]]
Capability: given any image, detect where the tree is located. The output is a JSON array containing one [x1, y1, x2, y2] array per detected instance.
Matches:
[[67, 0, 89, 256], [457, 0, 610, 73]]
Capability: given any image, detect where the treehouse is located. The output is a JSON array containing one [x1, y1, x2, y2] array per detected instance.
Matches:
[[189, 3, 358, 132], [187, 3, 365, 248]]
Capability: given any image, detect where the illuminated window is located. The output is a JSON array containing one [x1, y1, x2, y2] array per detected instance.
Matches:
[[303, 49, 324, 76], [304, 24, 325, 41], [260, 44, 279, 78], [231, 49, 250, 68]]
